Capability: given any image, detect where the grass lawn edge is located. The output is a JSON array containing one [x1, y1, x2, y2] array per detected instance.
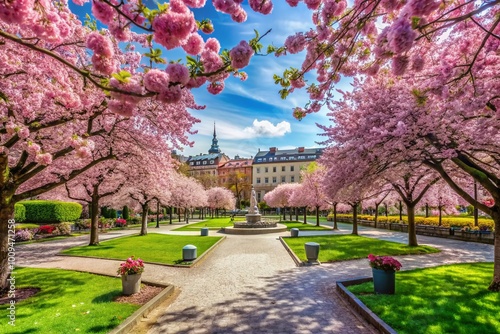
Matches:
[[336, 277, 397, 334], [58, 235, 227, 268], [279, 236, 303, 267]]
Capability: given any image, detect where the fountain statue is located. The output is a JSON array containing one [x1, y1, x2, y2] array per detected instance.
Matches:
[[225, 185, 286, 234]]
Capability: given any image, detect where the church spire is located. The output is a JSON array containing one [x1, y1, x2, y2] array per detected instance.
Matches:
[[208, 121, 221, 154]]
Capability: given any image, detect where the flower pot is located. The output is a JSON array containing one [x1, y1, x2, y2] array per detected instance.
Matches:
[[121, 274, 141, 295], [372, 268, 395, 294]]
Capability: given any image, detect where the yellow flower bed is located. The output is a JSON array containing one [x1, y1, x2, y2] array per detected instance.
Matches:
[[329, 214, 494, 230]]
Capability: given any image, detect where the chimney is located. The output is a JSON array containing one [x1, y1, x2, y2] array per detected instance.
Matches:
[[269, 147, 276, 153], [298, 147, 305, 153]]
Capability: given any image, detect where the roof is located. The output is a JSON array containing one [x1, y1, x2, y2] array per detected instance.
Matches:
[[187, 153, 221, 162], [253, 147, 323, 164], [219, 159, 253, 169]]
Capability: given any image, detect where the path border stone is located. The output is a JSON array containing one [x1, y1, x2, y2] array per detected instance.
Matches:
[[336, 277, 397, 334], [279, 236, 304, 267], [109, 281, 174, 334]]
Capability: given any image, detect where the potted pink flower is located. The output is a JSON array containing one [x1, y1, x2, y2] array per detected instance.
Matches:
[[117, 256, 145, 295], [368, 254, 402, 294]]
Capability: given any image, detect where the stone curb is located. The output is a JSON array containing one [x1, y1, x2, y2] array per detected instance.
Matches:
[[108, 281, 174, 334], [336, 277, 397, 334], [57, 235, 226, 268], [279, 236, 304, 267]]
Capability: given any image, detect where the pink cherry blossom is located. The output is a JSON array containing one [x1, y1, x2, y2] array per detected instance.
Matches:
[[229, 41, 254, 69], [166, 63, 190, 85]]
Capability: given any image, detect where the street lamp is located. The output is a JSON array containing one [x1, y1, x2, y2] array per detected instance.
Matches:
[[156, 199, 160, 228]]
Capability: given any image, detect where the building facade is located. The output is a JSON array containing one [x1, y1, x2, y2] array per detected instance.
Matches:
[[218, 156, 253, 208], [186, 124, 229, 188], [252, 147, 323, 202]]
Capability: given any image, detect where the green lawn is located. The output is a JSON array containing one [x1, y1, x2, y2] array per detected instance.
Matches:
[[173, 217, 246, 231], [281, 221, 330, 230], [61, 233, 223, 265], [0, 267, 139, 334], [347, 263, 499, 334], [283, 235, 439, 262]]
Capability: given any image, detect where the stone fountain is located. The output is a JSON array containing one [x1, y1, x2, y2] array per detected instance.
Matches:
[[225, 187, 286, 234]]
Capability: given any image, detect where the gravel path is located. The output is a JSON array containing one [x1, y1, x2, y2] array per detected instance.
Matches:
[[16, 221, 494, 334]]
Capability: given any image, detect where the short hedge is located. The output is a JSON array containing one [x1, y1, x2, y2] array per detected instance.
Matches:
[[14, 203, 26, 222], [21, 200, 82, 223]]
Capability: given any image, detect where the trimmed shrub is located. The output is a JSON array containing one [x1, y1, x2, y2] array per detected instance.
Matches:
[[14, 229, 33, 242], [107, 208, 117, 219], [15, 223, 39, 231], [21, 200, 82, 223], [14, 203, 26, 222], [115, 218, 127, 228], [75, 219, 90, 230], [122, 206, 129, 220]]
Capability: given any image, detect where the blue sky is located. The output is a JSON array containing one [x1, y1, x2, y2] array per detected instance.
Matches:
[[72, 1, 349, 159]]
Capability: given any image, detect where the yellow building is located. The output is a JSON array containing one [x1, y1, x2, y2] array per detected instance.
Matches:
[[252, 147, 323, 202]]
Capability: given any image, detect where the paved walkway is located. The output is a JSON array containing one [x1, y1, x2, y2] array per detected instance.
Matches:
[[16, 222, 494, 334]]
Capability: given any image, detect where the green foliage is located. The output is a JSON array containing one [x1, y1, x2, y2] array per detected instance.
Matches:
[[144, 48, 166, 64], [62, 233, 223, 265], [84, 14, 97, 31], [14, 203, 26, 222], [122, 206, 130, 220], [283, 235, 438, 263], [14, 223, 39, 231], [55, 222, 72, 235], [0, 267, 139, 334], [348, 263, 499, 334], [111, 70, 132, 84], [108, 208, 117, 219], [21, 200, 82, 223], [249, 29, 263, 53]]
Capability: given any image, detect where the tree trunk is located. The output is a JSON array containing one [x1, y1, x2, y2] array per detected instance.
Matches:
[[474, 181, 479, 227], [0, 202, 15, 291], [352, 203, 358, 235], [179, 208, 182, 222], [89, 196, 100, 246], [140, 203, 148, 235], [169, 207, 173, 224], [316, 206, 320, 226], [303, 207, 307, 224], [185, 208, 189, 224], [489, 210, 500, 291], [333, 204, 338, 230], [289, 208, 292, 221], [283, 207, 286, 221], [385, 203, 388, 217], [438, 206, 442, 226], [295, 207, 298, 221], [374, 203, 379, 228], [399, 201, 403, 221], [425, 204, 429, 218], [407, 203, 418, 246]]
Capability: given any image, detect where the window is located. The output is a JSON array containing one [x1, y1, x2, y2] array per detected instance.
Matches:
[[281, 166, 285, 172], [265, 167, 269, 173], [257, 158, 262, 162], [272, 177, 277, 183], [291, 176, 295, 182], [281, 176, 286, 183], [190, 162, 194, 166], [290, 166, 294, 172], [299, 155, 305, 159], [273, 167, 276, 172], [196, 161, 200, 165], [257, 193, 261, 202], [203, 161, 207, 165], [264, 177, 269, 183], [256, 167, 261, 173], [256, 177, 261, 184], [209, 160, 214, 164]]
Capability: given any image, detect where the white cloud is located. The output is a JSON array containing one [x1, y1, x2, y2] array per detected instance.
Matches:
[[243, 119, 291, 137]]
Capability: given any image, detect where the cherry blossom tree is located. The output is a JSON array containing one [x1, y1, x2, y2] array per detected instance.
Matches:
[[421, 182, 463, 225], [168, 174, 207, 223], [263, 183, 299, 221], [206, 187, 235, 217], [297, 164, 329, 226], [364, 186, 393, 228]]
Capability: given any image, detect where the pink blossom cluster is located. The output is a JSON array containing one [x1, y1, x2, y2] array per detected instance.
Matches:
[[285, 33, 308, 54], [86, 31, 117, 75], [229, 41, 254, 69], [117, 256, 145, 276], [143, 63, 190, 103], [213, 0, 249, 23], [368, 254, 402, 271], [69, 136, 95, 159], [152, 0, 197, 50], [249, 0, 273, 14]]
